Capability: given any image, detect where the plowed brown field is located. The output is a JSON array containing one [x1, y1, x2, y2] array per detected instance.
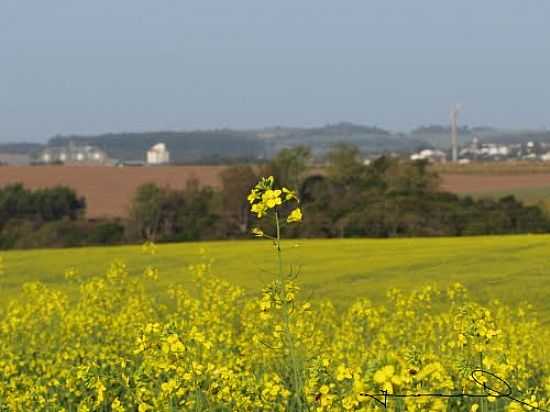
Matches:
[[440, 173, 550, 193], [0, 166, 226, 218], [3, 166, 550, 218]]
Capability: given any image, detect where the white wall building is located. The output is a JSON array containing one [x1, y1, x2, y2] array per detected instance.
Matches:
[[147, 143, 170, 165], [410, 149, 447, 163], [481, 144, 510, 157], [38, 144, 109, 164]]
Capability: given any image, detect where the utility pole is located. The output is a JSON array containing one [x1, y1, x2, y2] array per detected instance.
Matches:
[[450, 104, 461, 163]]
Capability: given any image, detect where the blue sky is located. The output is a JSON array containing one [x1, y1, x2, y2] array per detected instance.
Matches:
[[1, 1, 549, 141]]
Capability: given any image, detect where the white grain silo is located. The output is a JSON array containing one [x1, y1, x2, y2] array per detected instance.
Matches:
[[147, 143, 170, 165]]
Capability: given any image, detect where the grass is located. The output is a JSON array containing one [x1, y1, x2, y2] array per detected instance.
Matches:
[[1, 235, 550, 326]]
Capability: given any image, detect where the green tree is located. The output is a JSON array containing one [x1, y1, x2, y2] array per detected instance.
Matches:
[[129, 183, 166, 241], [172, 179, 219, 241], [219, 165, 258, 234], [128, 181, 219, 242], [325, 143, 366, 187], [264, 146, 312, 189], [0, 184, 85, 227], [33, 186, 86, 221]]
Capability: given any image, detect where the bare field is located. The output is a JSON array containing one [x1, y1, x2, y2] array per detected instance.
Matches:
[[0, 165, 225, 218], [440, 173, 550, 194], [433, 161, 550, 175], [4, 166, 550, 218]]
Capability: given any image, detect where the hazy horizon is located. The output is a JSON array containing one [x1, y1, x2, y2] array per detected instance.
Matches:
[[2, 0, 549, 142]]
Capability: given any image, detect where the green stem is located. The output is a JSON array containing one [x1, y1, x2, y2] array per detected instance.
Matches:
[[274, 209, 303, 410]]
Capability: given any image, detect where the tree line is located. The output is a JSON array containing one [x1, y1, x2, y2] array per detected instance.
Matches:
[[1, 144, 549, 249], [0, 184, 126, 249]]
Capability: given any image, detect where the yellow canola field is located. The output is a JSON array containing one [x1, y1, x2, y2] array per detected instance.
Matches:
[[0, 255, 548, 411]]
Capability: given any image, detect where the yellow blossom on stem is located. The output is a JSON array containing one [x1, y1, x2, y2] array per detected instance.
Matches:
[[261, 189, 283, 208], [251, 228, 264, 237], [287, 208, 302, 223]]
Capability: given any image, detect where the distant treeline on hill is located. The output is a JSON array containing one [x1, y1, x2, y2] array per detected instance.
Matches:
[[1, 144, 550, 250], [0, 123, 429, 163], [45, 123, 426, 163], [47, 130, 262, 164], [0, 143, 44, 155], [4, 123, 550, 164]]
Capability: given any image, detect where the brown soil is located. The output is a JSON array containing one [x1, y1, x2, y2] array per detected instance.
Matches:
[[0, 165, 226, 218], [440, 173, 550, 193], [3, 166, 550, 218]]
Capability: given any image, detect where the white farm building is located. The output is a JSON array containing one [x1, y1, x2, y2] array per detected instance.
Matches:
[[410, 149, 447, 163], [147, 143, 170, 165], [38, 143, 109, 165]]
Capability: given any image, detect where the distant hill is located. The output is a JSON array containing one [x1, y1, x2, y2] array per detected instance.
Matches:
[[477, 130, 550, 145], [408, 125, 550, 149], [0, 143, 44, 154], [42, 123, 432, 163], [6, 123, 550, 163], [47, 130, 264, 163], [260, 122, 429, 157]]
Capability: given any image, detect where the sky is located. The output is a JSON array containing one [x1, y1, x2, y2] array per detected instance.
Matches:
[[1, 1, 549, 142]]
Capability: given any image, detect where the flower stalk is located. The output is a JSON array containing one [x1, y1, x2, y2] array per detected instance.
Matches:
[[248, 176, 305, 409]]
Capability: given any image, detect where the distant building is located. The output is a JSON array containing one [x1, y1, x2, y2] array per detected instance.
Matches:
[[459, 137, 519, 161], [410, 149, 447, 163], [38, 143, 109, 165], [483, 144, 510, 157], [147, 143, 170, 165]]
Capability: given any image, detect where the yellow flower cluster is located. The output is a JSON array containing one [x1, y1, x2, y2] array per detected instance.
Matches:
[[141, 241, 158, 255], [248, 176, 301, 224], [0, 260, 547, 411]]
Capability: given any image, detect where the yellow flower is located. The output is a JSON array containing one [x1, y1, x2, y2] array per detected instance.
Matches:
[[144, 266, 159, 281], [251, 202, 267, 218], [282, 187, 298, 201], [287, 208, 302, 223], [161, 379, 177, 394], [374, 365, 394, 383], [64, 267, 79, 280], [336, 364, 353, 381], [342, 395, 357, 410], [95, 379, 106, 405], [247, 189, 259, 204], [261, 189, 282, 208], [251, 227, 264, 237], [111, 398, 124, 412], [141, 241, 157, 255]]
